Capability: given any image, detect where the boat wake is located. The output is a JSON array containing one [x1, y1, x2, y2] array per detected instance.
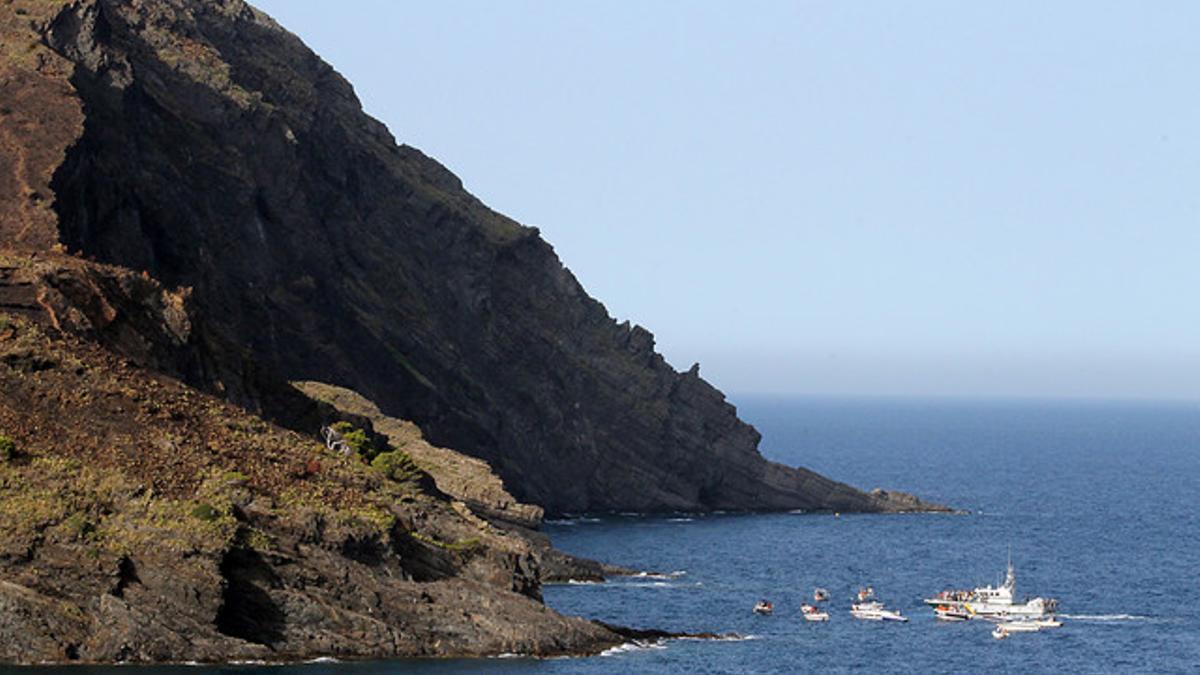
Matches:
[[1059, 613, 1153, 622]]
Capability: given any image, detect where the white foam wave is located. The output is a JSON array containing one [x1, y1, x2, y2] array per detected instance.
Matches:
[[1060, 613, 1152, 622], [667, 517, 694, 522], [677, 633, 760, 642], [305, 657, 340, 663], [494, 652, 522, 659], [546, 516, 604, 525], [566, 579, 602, 585], [632, 570, 687, 579], [600, 639, 667, 656], [616, 580, 703, 589]]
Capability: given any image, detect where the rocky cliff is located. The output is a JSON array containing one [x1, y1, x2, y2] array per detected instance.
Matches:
[[2, 0, 944, 516], [0, 279, 628, 663], [0, 249, 693, 664]]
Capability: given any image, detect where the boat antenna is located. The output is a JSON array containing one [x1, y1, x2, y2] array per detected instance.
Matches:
[[1005, 544, 1015, 590]]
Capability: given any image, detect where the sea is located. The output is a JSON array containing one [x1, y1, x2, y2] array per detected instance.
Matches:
[[40, 397, 1200, 674]]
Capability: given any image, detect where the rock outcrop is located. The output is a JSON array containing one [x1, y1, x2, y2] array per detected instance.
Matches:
[[293, 380, 636, 582], [0, 0, 947, 515], [293, 381, 545, 531]]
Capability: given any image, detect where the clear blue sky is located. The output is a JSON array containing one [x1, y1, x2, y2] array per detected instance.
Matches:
[[253, 0, 1200, 400]]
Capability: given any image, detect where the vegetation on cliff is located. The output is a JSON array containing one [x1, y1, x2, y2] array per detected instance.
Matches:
[[0, 305, 626, 663]]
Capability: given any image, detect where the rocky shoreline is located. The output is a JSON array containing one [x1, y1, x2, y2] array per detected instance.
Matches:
[[0, 312, 613, 664]]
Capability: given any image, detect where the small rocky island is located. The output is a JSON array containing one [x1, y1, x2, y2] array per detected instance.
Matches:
[[0, 0, 946, 664]]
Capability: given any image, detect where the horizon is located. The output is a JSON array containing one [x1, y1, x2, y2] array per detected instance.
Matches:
[[726, 390, 1200, 405], [253, 0, 1200, 400]]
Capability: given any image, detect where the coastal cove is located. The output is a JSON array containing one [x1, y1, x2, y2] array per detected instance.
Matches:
[[2, 1, 1196, 671], [50, 397, 1200, 674]]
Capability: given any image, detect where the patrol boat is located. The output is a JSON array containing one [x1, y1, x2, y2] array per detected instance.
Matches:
[[924, 560, 1058, 619]]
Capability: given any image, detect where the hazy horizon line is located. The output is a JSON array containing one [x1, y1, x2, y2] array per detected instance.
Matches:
[[724, 391, 1200, 405]]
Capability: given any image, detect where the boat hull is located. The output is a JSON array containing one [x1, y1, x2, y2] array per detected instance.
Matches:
[[851, 600, 907, 622], [923, 598, 1051, 618], [851, 610, 908, 622]]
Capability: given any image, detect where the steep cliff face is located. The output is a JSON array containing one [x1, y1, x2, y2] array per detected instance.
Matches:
[[2, 0, 943, 515]]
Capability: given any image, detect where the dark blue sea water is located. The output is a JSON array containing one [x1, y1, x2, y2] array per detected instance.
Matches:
[[40, 397, 1200, 674]]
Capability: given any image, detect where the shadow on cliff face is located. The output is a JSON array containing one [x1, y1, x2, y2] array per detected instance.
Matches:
[[216, 547, 285, 647], [43, 0, 475, 447], [111, 556, 141, 598]]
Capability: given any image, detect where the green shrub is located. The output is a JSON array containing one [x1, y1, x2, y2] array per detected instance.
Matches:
[[190, 503, 220, 522], [63, 512, 95, 539], [332, 421, 378, 461], [0, 435, 15, 461], [370, 450, 420, 482]]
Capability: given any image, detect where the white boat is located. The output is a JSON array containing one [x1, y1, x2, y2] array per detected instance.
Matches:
[[924, 559, 1058, 620], [850, 601, 908, 622], [753, 600, 773, 615], [1034, 616, 1063, 628], [801, 604, 829, 622]]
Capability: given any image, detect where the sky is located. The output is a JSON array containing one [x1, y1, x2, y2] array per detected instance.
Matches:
[[253, 0, 1200, 400]]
